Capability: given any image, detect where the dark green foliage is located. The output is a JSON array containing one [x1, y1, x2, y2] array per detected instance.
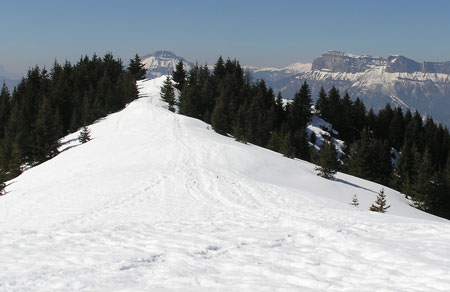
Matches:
[[7, 143, 22, 179], [289, 82, 312, 131], [315, 135, 339, 179], [127, 54, 147, 80], [267, 131, 280, 151], [370, 188, 391, 213], [172, 60, 187, 91], [0, 169, 6, 196], [348, 128, 392, 185], [0, 83, 11, 139], [315, 86, 327, 116], [160, 75, 176, 112], [0, 53, 138, 179], [280, 132, 296, 158], [211, 99, 228, 135], [78, 126, 91, 144]]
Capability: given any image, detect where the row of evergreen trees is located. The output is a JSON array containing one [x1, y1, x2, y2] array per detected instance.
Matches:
[[0, 53, 140, 185], [165, 57, 450, 219]]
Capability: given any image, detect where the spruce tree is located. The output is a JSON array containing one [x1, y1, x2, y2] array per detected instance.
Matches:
[[350, 194, 359, 207], [0, 83, 11, 139], [289, 82, 312, 130], [267, 131, 280, 151], [370, 188, 391, 213], [7, 143, 22, 179], [315, 135, 339, 179], [315, 86, 328, 117], [280, 132, 295, 158], [78, 125, 91, 144], [211, 99, 228, 135], [160, 75, 176, 112], [0, 169, 6, 196], [127, 54, 147, 80], [172, 60, 187, 91]]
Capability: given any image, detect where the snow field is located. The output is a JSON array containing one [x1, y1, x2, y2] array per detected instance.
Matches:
[[0, 76, 449, 291]]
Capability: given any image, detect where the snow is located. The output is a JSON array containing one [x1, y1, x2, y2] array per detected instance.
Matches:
[[1, 76, 450, 291], [308, 66, 450, 93], [307, 115, 345, 154], [243, 62, 312, 74]]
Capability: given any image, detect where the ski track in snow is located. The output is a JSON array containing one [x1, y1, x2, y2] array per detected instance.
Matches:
[[1, 76, 450, 291]]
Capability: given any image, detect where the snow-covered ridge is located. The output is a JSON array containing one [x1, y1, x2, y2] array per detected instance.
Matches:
[[1, 76, 449, 291]]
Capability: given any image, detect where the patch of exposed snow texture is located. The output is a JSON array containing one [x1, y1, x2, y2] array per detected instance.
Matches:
[[1, 76, 450, 291]]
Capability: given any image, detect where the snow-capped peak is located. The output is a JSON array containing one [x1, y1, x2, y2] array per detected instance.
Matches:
[[142, 51, 193, 78]]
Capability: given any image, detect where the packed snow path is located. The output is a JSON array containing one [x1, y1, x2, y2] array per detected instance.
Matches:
[[1, 77, 450, 291]]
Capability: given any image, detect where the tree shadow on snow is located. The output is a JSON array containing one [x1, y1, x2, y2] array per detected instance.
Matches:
[[334, 178, 377, 194]]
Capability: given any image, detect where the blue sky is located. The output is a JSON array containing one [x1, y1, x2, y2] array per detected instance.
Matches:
[[2, 0, 450, 74]]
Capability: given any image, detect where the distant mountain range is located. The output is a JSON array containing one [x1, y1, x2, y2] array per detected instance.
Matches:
[[0, 65, 20, 90], [142, 51, 193, 78], [143, 50, 450, 126]]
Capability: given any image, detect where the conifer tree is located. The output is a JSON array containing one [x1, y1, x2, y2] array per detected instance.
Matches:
[[267, 131, 280, 151], [315, 135, 339, 179], [289, 82, 312, 130], [350, 194, 359, 207], [78, 125, 91, 144], [370, 188, 391, 213], [280, 132, 295, 158], [211, 99, 228, 135], [294, 128, 310, 161], [0, 172, 5, 196], [315, 86, 327, 117], [7, 143, 22, 179], [232, 105, 247, 143], [0, 83, 11, 139], [172, 60, 187, 91], [160, 75, 176, 112], [31, 97, 60, 164], [127, 54, 147, 80], [213, 56, 226, 80]]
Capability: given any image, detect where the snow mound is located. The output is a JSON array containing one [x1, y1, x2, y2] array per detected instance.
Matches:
[[0, 76, 449, 291]]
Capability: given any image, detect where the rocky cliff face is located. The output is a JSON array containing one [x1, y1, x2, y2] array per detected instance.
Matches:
[[267, 51, 450, 126]]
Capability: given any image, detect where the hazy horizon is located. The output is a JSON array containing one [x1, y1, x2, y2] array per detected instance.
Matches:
[[2, 0, 450, 75]]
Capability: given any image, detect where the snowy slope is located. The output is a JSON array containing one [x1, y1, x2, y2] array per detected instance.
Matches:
[[1, 76, 450, 291]]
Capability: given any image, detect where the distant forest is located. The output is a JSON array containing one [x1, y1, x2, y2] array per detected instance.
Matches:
[[1, 54, 449, 220], [166, 57, 450, 219]]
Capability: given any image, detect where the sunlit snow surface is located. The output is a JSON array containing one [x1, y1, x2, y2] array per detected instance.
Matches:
[[1, 76, 450, 291]]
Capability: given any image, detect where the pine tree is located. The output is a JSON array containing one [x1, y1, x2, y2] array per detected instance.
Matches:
[[0, 83, 11, 139], [127, 54, 147, 80], [280, 132, 295, 158], [289, 81, 312, 130], [7, 143, 22, 179], [315, 135, 339, 179], [78, 125, 91, 144], [211, 99, 228, 135], [350, 194, 359, 207], [232, 105, 247, 143], [315, 86, 327, 117], [267, 131, 280, 151], [160, 75, 176, 112], [0, 169, 6, 196], [370, 188, 391, 213], [172, 60, 187, 91]]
